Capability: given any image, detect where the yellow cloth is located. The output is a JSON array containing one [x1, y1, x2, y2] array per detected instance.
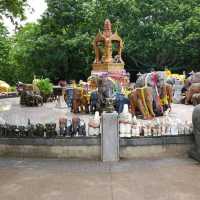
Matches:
[[0, 81, 10, 93], [160, 95, 168, 106]]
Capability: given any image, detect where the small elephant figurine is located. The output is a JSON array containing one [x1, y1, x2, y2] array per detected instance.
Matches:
[[78, 120, 86, 136], [72, 116, 80, 137], [26, 119, 35, 137], [59, 117, 67, 136], [45, 123, 57, 138], [65, 120, 72, 137], [0, 124, 6, 137], [34, 123, 45, 137], [6, 124, 17, 137], [18, 125, 28, 137], [90, 90, 98, 114]]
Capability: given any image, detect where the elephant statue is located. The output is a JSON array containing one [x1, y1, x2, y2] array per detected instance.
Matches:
[[129, 87, 155, 120], [78, 120, 86, 136], [80, 89, 90, 113], [18, 125, 28, 137], [20, 91, 43, 107], [191, 93, 200, 106], [72, 88, 90, 113], [135, 71, 171, 116], [45, 123, 57, 138], [185, 83, 200, 104], [96, 77, 115, 113], [34, 123, 45, 137], [158, 83, 173, 112], [90, 90, 98, 114], [72, 116, 80, 136], [72, 88, 81, 113], [114, 93, 130, 113]]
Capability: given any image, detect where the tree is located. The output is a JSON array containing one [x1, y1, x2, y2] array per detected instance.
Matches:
[[9, 23, 42, 83], [0, 0, 27, 21], [0, 23, 12, 83], [6, 0, 200, 84]]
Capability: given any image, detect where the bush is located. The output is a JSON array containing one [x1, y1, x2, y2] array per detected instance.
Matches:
[[36, 78, 53, 96], [9, 86, 16, 92]]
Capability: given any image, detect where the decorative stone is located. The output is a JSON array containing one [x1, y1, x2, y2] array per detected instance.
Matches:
[[189, 105, 200, 161]]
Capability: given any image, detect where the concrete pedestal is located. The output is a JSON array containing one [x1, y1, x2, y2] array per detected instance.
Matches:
[[101, 112, 119, 162]]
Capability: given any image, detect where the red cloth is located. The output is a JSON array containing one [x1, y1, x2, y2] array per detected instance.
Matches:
[[151, 72, 158, 86]]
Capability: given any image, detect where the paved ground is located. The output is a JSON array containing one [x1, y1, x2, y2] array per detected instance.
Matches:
[[0, 98, 198, 199], [0, 97, 92, 131], [0, 157, 199, 200], [0, 97, 194, 125]]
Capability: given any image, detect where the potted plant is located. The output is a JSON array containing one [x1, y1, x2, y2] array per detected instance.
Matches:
[[36, 78, 53, 103]]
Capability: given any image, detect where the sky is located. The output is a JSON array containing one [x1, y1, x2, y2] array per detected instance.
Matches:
[[3, 0, 47, 33]]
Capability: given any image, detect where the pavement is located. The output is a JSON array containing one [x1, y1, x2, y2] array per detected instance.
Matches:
[[0, 97, 92, 132], [0, 157, 200, 200], [0, 97, 194, 126], [0, 99, 198, 199]]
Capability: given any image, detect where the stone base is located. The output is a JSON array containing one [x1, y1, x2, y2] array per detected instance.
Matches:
[[92, 63, 124, 72], [0, 136, 194, 160], [188, 148, 200, 162]]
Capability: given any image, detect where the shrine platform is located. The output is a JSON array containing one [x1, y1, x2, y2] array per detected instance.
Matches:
[[0, 97, 195, 159]]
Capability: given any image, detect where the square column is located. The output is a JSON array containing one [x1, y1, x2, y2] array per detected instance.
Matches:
[[101, 112, 119, 162]]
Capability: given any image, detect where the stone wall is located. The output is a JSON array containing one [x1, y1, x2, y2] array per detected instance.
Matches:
[[0, 136, 194, 159]]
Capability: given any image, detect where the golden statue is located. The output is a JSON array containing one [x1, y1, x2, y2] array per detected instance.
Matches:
[[92, 19, 124, 72]]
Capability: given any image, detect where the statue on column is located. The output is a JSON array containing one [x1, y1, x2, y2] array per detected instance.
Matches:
[[93, 19, 124, 65]]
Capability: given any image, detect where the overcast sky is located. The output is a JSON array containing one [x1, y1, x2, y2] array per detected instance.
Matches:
[[3, 0, 47, 33]]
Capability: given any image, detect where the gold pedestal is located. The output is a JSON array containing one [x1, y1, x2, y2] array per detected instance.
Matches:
[[92, 63, 124, 73]]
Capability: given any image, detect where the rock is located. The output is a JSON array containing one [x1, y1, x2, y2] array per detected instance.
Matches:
[[192, 105, 200, 147], [189, 104, 200, 161]]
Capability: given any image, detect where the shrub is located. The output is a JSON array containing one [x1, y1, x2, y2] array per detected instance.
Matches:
[[36, 78, 53, 96]]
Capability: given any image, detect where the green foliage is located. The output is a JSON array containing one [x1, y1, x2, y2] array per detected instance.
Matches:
[[36, 78, 53, 95], [9, 86, 16, 92], [0, 23, 12, 83], [9, 23, 41, 83], [0, 0, 27, 21]]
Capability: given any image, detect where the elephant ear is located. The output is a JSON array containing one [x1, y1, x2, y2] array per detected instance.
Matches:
[[136, 74, 145, 87], [192, 72, 200, 84]]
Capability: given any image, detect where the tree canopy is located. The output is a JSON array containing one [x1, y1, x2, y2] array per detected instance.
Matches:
[[0, 0, 200, 84], [0, 0, 27, 24]]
